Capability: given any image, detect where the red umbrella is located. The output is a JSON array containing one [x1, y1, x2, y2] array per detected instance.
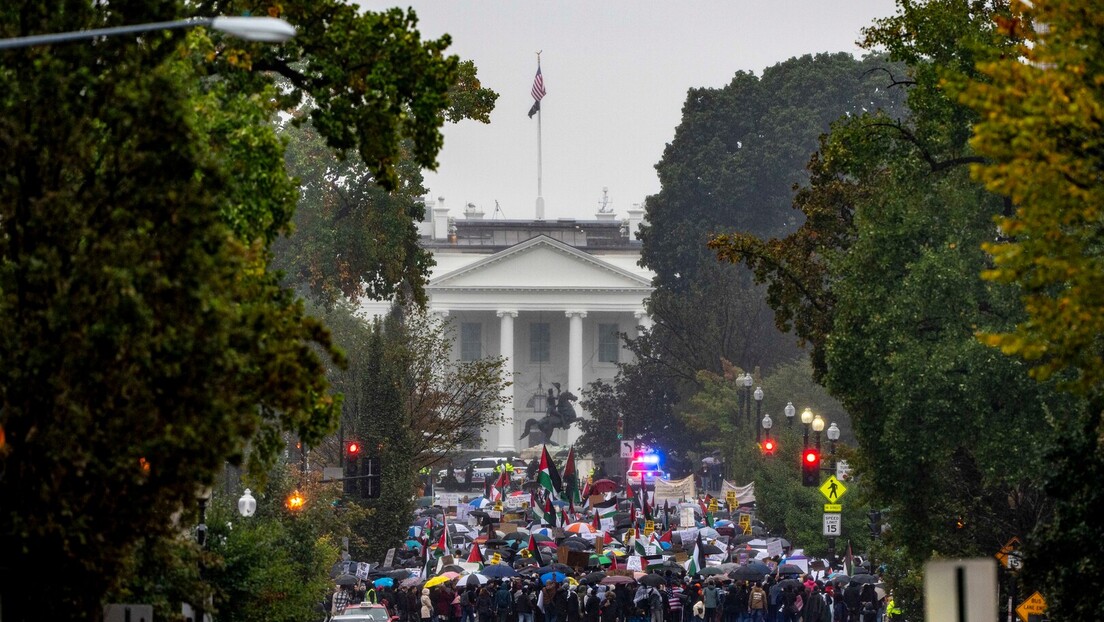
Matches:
[[591, 479, 619, 494]]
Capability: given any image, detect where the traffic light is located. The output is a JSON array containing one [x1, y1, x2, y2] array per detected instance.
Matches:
[[801, 447, 820, 487], [868, 510, 882, 538], [344, 440, 361, 496], [762, 438, 776, 455], [362, 456, 382, 499], [616, 417, 624, 440]]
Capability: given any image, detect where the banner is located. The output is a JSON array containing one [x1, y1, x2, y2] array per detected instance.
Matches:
[[720, 480, 756, 505], [654, 475, 695, 504]]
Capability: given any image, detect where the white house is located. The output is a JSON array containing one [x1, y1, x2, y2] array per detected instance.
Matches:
[[363, 198, 655, 452]]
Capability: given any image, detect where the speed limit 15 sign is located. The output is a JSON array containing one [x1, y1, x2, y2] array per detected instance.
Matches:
[[823, 513, 841, 536]]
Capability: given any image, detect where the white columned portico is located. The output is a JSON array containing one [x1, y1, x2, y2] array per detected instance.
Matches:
[[565, 310, 587, 445], [497, 310, 518, 452]]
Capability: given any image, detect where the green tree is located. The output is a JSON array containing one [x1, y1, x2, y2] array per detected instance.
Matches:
[[707, 2, 1074, 617], [0, 1, 463, 618], [959, 1, 1104, 618]]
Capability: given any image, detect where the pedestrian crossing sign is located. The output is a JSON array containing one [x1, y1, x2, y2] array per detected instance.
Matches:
[[819, 475, 847, 503]]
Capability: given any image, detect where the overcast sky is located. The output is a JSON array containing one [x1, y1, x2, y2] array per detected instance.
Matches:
[[361, 1, 898, 221]]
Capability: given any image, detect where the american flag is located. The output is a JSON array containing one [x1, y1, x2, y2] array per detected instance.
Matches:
[[531, 65, 546, 101], [528, 65, 546, 118]]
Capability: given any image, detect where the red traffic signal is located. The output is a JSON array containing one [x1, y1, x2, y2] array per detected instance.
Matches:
[[801, 448, 821, 487], [346, 441, 361, 455], [762, 438, 776, 455]]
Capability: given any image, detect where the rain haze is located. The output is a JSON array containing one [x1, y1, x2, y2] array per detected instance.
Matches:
[[360, 1, 898, 220]]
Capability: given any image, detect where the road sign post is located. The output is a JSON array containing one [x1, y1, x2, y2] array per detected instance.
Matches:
[[822, 513, 841, 537], [1015, 592, 1046, 622], [923, 558, 998, 622]]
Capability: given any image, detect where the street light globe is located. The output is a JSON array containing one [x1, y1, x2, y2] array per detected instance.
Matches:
[[827, 422, 841, 441], [812, 415, 825, 432], [743, 373, 754, 388], [238, 488, 257, 517], [761, 414, 773, 430], [785, 402, 795, 419], [800, 407, 814, 425], [754, 386, 763, 401]]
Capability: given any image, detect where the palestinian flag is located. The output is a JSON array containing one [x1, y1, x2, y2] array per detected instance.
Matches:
[[531, 491, 547, 524], [591, 509, 601, 531], [563, 447, 582, 504], [640, 472, 652, 519], [662, 501, 671, 532], [528, 533, 545, 566], [625, 482, 637, 508], [422, 536, 435, 577], [435, 513, 452, 556], [543, 496, 557, 527], [685, 532, 706, 576], [844, 539, 854, 576], [594, 496, 618, 520], [658, 529, 673, 544], [634, 537, 649, 556], [537, 445, 562, 500], [467, 542, 485, 565], [560, 506, 571, 527]]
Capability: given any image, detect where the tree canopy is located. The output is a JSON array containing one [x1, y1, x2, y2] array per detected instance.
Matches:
[[0, 1, 468, 618]]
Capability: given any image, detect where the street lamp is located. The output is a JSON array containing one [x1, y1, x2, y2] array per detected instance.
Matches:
[[238, 488, 257, 518], [0, 16, 296, 50], [785, 402, 796, 427], [742, 373, 754, 426], [812, 414, 825, 452], [753, 386, 764, 439], [800, 407, 814, 447], [826, 422, 841, 469], [760, 414, 774, 455], [195, 486, 213, 622]]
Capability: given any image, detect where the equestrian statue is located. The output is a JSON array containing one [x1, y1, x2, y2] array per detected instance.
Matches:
[[519, 382, 578, 444]]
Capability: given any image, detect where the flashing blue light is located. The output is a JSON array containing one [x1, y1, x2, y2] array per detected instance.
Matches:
[[636, 453, 660, 465]]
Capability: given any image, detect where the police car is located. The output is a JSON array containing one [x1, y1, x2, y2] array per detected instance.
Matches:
[[625, 451, 667, 486]]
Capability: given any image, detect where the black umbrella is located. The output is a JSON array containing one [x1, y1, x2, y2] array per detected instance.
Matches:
[[539, 563, 574, 574], [582, 571, 608, 584], [850, 573, 878, 585], [777, 564, 803, 576], [336, 574, 359, 586], [639, 574, 666, 587], [700, 544, 724, 555], [390, 569, 415, 580], [560, 539, 589, 551], [649, 560, 686, 575], [440, 564, 466, 574], [729, 566, 768, 581]]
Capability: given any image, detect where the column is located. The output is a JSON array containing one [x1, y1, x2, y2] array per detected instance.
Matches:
[[496, 310, 517, 452], [565, 310, 587, 445], [634, 309, 654, 337]]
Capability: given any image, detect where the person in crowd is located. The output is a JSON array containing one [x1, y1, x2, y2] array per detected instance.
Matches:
[[702, 581, 719, 622], [584, 587, 601, 622], [600, 592, 618, 622], [460, 587, 476, 622], [477, 588, 495, 622], [422, 588, 435, 622], [333, 585, 353, 617], [800, 584, 830, 622], [542, 580, 561, 622], [666, 580, 684, 622], [566, 584, 582, 622], [516, 585, 536, 622], [746, 582, 766, 622], [691, 601, 705, 622], [495, 581, 514, 622]]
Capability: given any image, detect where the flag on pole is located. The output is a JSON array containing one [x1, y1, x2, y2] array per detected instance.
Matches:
[[435, 513, 451, 556], [531, 491, 546, 524], [528, 64, 547, 118], [537, 445, 562, 499], [467, 542, 485, 565], [528, 533, 545, 567], [594, 496, 618, 520], [685, 532, 706, 576], [844, 539, 854, 577], [640, 472, 652, 520], [563, 447, 582, 504], [422, 537, 434, 577], [543, 496, 557, 527]]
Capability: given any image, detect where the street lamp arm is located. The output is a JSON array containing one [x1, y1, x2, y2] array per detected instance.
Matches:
[[0, 16, 294, 50]]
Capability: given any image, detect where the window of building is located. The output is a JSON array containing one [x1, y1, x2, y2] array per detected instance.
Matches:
[[461, 323, 482, 361], [598, 323, 620, 363], [530, 322, 550, 363]]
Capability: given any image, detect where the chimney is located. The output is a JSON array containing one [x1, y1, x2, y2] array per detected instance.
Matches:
[[416, 196, 433, 238], [627, 203, 645, 240], [433, 196, 450, 241]]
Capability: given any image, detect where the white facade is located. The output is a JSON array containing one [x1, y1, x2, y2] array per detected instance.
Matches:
[[367, 201, 654, 453]]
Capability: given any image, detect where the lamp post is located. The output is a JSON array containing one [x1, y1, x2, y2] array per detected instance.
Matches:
[[753, 386, 763, 440], [0, 16, 296, 49], [238, 489, 257, 518], [195, 486, 213, 622], [785, 402, 796, 427], [826, 423, 841, 470], [800, 407, 814, 448], [761, 413, 772, 442], [812, 414, 825, 453], [742, 373, 754, 426]]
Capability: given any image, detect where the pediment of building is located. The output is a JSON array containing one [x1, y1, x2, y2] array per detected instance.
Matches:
[[429, 235, 652, 291]]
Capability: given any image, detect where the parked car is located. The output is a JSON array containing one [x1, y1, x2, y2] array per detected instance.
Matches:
[[626, 452, 667, 487]]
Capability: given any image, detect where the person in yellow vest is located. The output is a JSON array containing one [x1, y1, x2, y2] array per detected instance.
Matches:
[[504, 462, 515, 491], [886, 593, 901, 618]]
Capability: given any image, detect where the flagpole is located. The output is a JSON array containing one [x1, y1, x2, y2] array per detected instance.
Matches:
[[535, 50, 545, 220]]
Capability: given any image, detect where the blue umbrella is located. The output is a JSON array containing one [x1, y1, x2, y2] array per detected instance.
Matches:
[[540, 571, 566, 584], [405, 539, 423, 549], [482, 564, 518, 578], [469, 497, 491, 508], [374, 577, 395, 588]]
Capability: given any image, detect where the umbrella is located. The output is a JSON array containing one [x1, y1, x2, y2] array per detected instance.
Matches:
[[373, 577, 394, 588], [540, 571, 567, 584], [600, 575, 635, 585], [405, 539, 424, 549], [699, 567, 726, 576], [559, 539, 589, 551], [698, 527, 720, 539], [564, 522, 596, 534], [777, 564, 803, 576], [591, 479, 619, 493], [639, 574, 666, 587], [875, 586, 886, 600], [502, 533, 528, 542], [425, 575, 452, 588], [850, 574, 878, 585], [482, 564, 518, 578], [587, 554, 612, 567], [729, 566, 768, 581], [778, 578, 803, 590], [400, 577, 424, 588], [827, 572, 850, 585], [469, 497, 491, 508], [700, 544, 724, 555], [389, 570, 415, 581], [440, 564, 467, 574], [457, 574, 490, 587], [540, 563, 574, 574], [582, 571, 608, 584], [336, 574, 359, 586]]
